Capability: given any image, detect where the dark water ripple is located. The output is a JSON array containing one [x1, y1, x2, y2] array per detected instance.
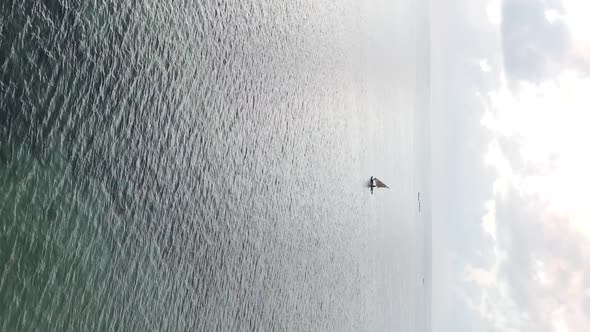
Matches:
[[1, 0, 426, 330]]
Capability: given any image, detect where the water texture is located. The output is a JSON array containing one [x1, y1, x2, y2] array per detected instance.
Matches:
[[0, 0, 429, 330]]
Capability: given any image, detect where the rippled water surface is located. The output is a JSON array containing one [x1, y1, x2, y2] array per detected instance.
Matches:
[[1, 0, 430, 330]]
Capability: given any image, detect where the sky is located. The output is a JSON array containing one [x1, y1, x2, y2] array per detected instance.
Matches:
[[431, 0, 590, 331]]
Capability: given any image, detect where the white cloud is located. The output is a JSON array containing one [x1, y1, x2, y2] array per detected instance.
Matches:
[[479, 59, 493, 73], [470, 35, 590, 332], [481, 200, 497, 241], [486, 0, 502, 26], [449, 2, 590, 331], [432, 0, 590, 331], [483, 70, 590, 237], [533, 258, 549, 286], [561, 0, 590, 46]]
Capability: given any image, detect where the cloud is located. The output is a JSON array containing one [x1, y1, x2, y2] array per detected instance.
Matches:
[[463, 185, 590, 331], [499, 0, 590, 83], [433, 0, 590, 330], [462, 37, 590, 331], [431, 0, 506, 330], [500, 0, 570, 82]]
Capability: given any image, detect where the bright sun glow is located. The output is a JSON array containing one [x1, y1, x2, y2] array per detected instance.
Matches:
[[480, 0, 590, 240], [482, 71, 590, 238]]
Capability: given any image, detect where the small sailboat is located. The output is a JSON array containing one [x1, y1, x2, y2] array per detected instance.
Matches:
[[370, 176, 389, 194]]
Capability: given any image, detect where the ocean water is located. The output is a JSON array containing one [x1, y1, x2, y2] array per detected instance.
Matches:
[[0, 0, 430, 331]]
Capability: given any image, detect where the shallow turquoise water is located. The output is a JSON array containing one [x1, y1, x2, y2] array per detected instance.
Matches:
[[1, 0, 429, 330]]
